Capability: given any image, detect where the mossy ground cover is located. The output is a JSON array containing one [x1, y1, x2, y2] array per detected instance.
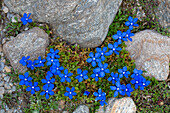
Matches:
[[0, 0, 169, 113]]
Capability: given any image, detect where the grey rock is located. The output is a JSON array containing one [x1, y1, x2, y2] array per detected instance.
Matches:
[[3, 27, 49, 73], [0, 109, 5, 113], [73, 105, 89, 113], [7, 109, 14, 113], [0, 81, 4, 87], [12, 86, 16, 92], [5, 104, 9, 111], [4, 82, 11, 89], [154, 0, 170, 31], [4, 0, 122, 48], [9, 82, 13, 87], [2, 73, 6, 78], [0, 87, 5, 96], [4, 76, 10, 82], [125, 30, 170, 81], [0, 61, 4, 71], [2, 6, 8, 13]]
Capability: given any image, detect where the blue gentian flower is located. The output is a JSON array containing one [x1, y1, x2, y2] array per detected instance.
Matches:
[[108, 72, 120, 84], [19, 72, 32, 86], [86, 52, 101, 67], [46, 56, 59, 66], [124, 29, 134, 42], [64, 87, 77, 99], [20, 13, 32, 25], [34, 56, 46, 67], [99, 96, 108, 106], [130, 75, 144, 89], [75, 68, 88, 82], [96, 47, 109, 61], [84, 91, 90, 96], [19, 56, 30, 66], [93, 62, 110, 78], [40, 84, 54, 99], [106, 42, 122, 55], [110, 81, 125, 97], [59, 69, 73, 83], [131, 68, 143, 79], [112, 30, 127, 44], [27, 60, 36, 70], [125, 84, 134, 96], [26, 82, 40, 94], [125, 16, 139, 30], [47, 48, 60, 59], [91, 71, 101, 82], [139, 77, 150, 90], [41, 75, 55, 88], [93, 88, 106, 102], [50, 62, 64, 75], [118, 66, 130, 78]]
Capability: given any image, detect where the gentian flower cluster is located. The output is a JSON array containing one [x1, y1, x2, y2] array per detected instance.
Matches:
[[18, 15, 151, 106]]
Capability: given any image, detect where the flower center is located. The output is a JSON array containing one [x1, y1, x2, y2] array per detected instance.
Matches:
[[96, 74, 98, 77], [117, 88, 119, 90], [126, 89, 128, 91], [51, 59, 53, 62], [46, 90, 48, 93], [136, 81, 138, 83], [93, 58, 95, 60], [99, 95, 101, 97], [131, 23, 133, 25], [112, 77, 115, 80], [123, 72, 125, 74], [119, 37, 121, 39], [47, 81, 50, 84], [40, 61, 42, 63], [80, 74, 83, 77], [24, 78, 27, 81], [113, 48, 115, 51], [26, 18, 28, 20], [56, 68, 59, 70], [70, 92, 72, 94], [143, 83, 145, 85], [136, 74, 138, 76], [126, 34, 128, 37], [32, 86, 34, 89], [101, 68, 104, 71], [65, 75, 67, 78], [101, 53, 104, 55]]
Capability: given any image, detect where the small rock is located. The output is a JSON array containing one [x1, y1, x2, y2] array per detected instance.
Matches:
[[9, 82, 13, 87], [0, 109, 5, 113], [24, 27, 29, 31], [2, 59, 6, 63], [4, 66, 11, 73], [0, 81, 4, 87], [4, 82, 11, 89], [73, 105, 89, 113], [2, 38, 6, 45], [12, 86, 16, 92], [5, 104, 9, 111], [0, 61, 5, 71], [7, 109, 14, 113], [62, 111, 69, 113], [2, 73, 6, 78], [0, 87, 5, 97], [4, 76, 10, 82], [3, 6, 8, 13]]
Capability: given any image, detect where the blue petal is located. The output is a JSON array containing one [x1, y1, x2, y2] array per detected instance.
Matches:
[[66, 87, 70, 92], [128, 16, 133, 22], [125, 21, 130, 26], [35, 87, 40, 91], [108, 77, 112, 81], [26, 87, 31, 92], [96, 48, 102, 53], [89, 52, 94, 57], [28, 19, 32, 23], [126, 92, 131, 97], [93, 68, 100, 73], [40, 91, 45, 95], [77, 68, 82, 74], [98, 88, 102, 94], [50, 78, 55, 83], [66, 77, 71, 83], [31, 90, 35, 94], [91, 74, 95, 78], [60, 78, 65, 82], [19, 80, 25, 85], [41, 79, 47, 83], [19, 75, 24, 79], [123, 66, 127, 71], [108, 43, 113, 48], [133, 18, 138, 23], [112, 34, 118, 40], [100, 72, 105, 78], [64, 69, 68, 74], [82, 70, 88, 75], [95, 77, 99, 81], [69, 95, 73, 99], [34, 82, 38, 86], [64, 92, 69, 96], [116, 81, 120, 87], [86, 58, 92, 63], [45, 94, 49, 99], [110, 86, 116, 90], [103, 47, 107, 52], [91, 61, 96, 67], [93, 92, 98, 96], [72, 92, 77, 96], [113, 91, 118, 97], [49, 91, 54, 95]]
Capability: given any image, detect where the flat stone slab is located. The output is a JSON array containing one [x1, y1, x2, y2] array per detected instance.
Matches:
[[3, 27, 49, 73]]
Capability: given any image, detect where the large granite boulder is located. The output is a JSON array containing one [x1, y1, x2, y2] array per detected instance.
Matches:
[[4, 0, 122, 48], [3, 27, 49, 73], [125, 30, 170, 81]]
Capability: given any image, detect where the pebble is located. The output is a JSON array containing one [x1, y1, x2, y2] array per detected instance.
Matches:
[[4, 76, 10, 82], [4, 82, 11, 89], [24, 27, 29, 31], [2, 38, 6, 44], [0, 61, 5, 71], [12, 86, 16, 92], [0, 81, 4, 86], [5, 104, 9, 111], [4, 66, 11, 73], [3, 6, 8, 13], [7, 109, 14, 113], [0, 109, 5, 113], [0, 87, 4, 98], [2, 73, 6, 78]]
